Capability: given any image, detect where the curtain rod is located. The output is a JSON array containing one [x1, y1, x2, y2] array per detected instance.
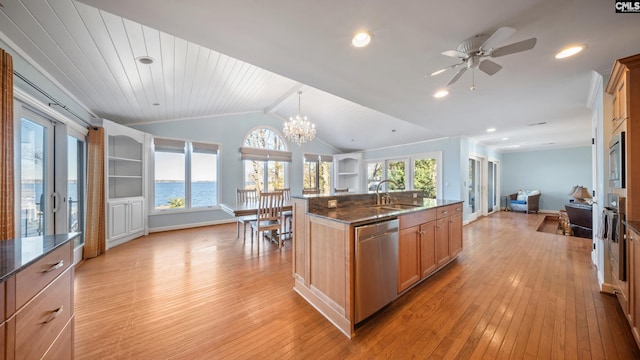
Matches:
[[13, 70, 97, 129]]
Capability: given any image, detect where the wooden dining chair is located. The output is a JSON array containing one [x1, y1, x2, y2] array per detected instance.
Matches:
[[302, 188, 320, 195], [236, 188, 258, 240], [275, 188, 292, 242], [250, 192, 284, 250]]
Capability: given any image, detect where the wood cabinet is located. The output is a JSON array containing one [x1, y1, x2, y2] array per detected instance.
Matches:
[[333, 153, 362, 192], [5, 241, 74, 360], [99, 119, 149, 249], [606, 54, 640, 219], [628, 226, 640, 346], [398, 225, 421, 293], [398, 204, 463, 294]]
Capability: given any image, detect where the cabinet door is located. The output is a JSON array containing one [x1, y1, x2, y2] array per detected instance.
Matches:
[[450, 213, 463, 257], [129, 199, 145, 234], [420, 221, 437, 278], [398, 226, 421, 293], [631, 228, 640, 341], [435, 218, 450, 266], [108, 201, 128, 240]]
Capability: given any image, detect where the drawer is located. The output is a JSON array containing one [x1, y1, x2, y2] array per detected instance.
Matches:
[[1, 322, 4, 360], [399, 209, 436, 229], [436, 205, 454, 219], [42, 317, 73, 360], [449, 203, 463, 215], [16, 242, 71, 309], [1, 280, 4, 320], [15, 268, 73, 360]]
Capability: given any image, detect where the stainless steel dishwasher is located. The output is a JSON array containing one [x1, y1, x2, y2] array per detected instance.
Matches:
[[355, 218, 399, 323]]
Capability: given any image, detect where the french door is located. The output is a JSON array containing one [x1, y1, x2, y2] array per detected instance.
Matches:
[[487, 160, 499, 214], [19, 110, 55, 237], [468, 156, 482, 222]]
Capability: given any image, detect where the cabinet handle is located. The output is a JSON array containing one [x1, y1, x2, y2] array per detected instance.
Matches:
[[442, 211, 448, 215], [42, 306, 64, 324], [42, 260, 64, 273], [455, 207, 460, 211]]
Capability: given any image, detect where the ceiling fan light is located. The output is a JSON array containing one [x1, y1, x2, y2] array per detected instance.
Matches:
[[430, 68, 447, 76], [555, 45, 585, 59], [352, 31, 372, 47], [433, 90, 449, 98]]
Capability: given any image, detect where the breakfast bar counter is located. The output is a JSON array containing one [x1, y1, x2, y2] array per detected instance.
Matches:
[[291, 191, 463, 338]]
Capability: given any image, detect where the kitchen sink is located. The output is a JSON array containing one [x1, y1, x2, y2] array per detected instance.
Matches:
[[376, 203, 421, 211]]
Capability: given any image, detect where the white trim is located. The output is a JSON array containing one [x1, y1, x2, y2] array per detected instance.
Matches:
[[14, 88, 89, 136], [148, 219, 235, 233], [129, 110, 263, 126], [361, 136, 451, 153], [587, 70, 604, 109]]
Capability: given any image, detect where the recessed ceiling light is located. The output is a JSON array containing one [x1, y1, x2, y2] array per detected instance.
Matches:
[[433, 90, 449, 98], [136, 56, 154, 65], [555, 45, 585, 59], [486, 128, 496, 133], [502, 137, 509, 141], [352, 31, 372, 47]]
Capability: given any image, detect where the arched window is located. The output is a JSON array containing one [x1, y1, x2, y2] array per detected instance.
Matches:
[[241, 127, 290, 192]]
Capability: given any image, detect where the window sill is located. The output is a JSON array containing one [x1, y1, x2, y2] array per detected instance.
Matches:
[[151, 205, 221, 215]]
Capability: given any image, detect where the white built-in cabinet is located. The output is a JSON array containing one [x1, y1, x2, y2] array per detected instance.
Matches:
[[333, 153, 362, 192], [99, 119, 149, 249]]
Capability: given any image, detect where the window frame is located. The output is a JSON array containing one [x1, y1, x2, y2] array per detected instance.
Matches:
[[303, 153, 333, 193], [364, 151, 442, 199], [241, 127, 290, 192], [152, 137, 221, 213]]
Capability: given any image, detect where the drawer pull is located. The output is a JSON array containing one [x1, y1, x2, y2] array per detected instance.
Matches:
[[42, 260, 64, 273], [455, 207, 460, 211], [442, 211, 449, 215], [42, 306, 64, 324]]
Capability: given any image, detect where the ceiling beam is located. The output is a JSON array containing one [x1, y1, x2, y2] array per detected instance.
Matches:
[[263, 83, 304, 114]]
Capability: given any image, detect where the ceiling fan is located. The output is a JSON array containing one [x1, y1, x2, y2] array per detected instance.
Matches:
[[431, 27, 537, 90]]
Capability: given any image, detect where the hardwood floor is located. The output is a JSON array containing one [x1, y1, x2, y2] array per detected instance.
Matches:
[[74, 212, 640, 359]]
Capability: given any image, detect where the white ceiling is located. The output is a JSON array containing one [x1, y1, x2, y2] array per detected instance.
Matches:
[[2, 0, 639, 152]]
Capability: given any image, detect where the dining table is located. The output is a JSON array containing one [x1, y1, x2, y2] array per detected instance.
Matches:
[[220, 200, 294, 243], [220, 200, 293, 218]]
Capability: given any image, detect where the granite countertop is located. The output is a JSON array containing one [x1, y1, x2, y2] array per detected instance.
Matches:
[[0, 232, 80, 282], [309, 198, 463, 225], [627, 220, 640, 234]]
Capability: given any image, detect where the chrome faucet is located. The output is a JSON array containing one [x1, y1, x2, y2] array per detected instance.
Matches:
[[375, 179, 398, 205]]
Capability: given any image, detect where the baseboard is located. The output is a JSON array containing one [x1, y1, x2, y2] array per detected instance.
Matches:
[[149, 219, 235, 233], [601, 282, 615, 295]]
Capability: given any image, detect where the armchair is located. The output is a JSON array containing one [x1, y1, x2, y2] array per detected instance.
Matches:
[[564, 203, 593, 239], [508, 190, 541, 214]]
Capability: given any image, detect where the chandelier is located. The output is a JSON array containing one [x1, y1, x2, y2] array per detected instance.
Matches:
[[284, 91, 316, 145]]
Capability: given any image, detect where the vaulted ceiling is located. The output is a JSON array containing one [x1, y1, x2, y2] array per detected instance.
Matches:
[[2, 0, 639, 152]]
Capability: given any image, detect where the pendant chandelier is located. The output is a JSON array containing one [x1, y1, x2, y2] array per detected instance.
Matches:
[[284, 91, 316, 145]]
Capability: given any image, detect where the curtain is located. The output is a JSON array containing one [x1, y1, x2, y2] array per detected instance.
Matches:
[[0, 48, 14, 241], [84, 127, 105, 258]]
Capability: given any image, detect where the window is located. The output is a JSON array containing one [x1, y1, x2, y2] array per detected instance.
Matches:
[[241, 128, 291, 192], [153, 138, 219, 211], [367, 159, 408, 191], [365, 152, 441, 199], [303, 153, 333, 193]]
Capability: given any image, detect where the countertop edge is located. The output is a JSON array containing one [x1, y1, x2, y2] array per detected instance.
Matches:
[[0, 232, 80, 283]]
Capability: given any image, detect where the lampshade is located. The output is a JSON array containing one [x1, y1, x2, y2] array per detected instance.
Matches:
[[568, 185, 579, 196], [571, 186, 592, 201]]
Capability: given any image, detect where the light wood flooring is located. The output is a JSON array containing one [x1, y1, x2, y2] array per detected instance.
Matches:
[[74, 212, 640, 359]]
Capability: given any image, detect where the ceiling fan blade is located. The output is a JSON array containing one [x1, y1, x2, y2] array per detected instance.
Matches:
[[447, 67, 467, 86], [480, 26, 516, 52], [478, 59, 503, 75], [442, 50, 469, 59], [430, 62, 463, 76], [490, 38, 537, 57]]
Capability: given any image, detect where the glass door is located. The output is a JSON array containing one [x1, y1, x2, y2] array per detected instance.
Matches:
[[487, 160, 499, 213], [468, 157, 482, 222], [19, 112, 55, 237]]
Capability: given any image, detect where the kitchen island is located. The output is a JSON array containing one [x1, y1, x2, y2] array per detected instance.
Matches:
[[291, 191, 463, 338]]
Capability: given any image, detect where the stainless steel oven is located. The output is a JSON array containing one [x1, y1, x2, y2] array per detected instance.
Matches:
[[605, 193, 626, 281]]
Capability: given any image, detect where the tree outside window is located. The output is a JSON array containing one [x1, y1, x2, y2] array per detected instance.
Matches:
[[243, 128, 289, 192]]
